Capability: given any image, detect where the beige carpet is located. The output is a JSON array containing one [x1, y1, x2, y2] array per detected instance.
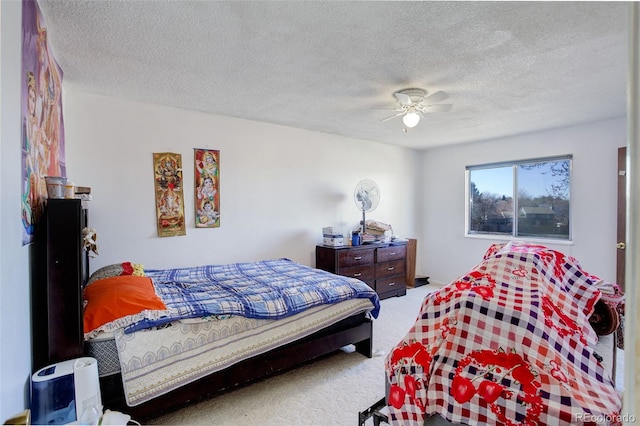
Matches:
[[146, 284, 623, 426]]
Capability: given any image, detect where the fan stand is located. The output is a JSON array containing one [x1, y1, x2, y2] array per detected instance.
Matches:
[[361, 210, 366, 234]]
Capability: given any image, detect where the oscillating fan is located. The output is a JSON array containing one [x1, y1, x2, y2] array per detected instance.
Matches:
[[354, 179, 380, 234]]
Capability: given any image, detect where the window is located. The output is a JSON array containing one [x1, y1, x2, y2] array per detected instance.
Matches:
[[466, 156, 572, 241]]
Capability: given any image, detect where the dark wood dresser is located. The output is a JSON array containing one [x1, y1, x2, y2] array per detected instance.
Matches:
[[315, 243, 407, 300]]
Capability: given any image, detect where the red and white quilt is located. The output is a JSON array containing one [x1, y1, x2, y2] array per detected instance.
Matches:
[[385, 242, 622, 425]]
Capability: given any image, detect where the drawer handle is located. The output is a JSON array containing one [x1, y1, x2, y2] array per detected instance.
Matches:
[[353, 273, 362, 277], [387, 267, 395, 271], [354, 256, 363, 260], [388, 282, 395, 286], [389, 252, 396, 255]]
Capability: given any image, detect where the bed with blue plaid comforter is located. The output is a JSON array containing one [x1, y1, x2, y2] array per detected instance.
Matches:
[[129, 258, 380, 333]]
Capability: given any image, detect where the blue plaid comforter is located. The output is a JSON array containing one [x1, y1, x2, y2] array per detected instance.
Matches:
[[128, 258, 380, 333]]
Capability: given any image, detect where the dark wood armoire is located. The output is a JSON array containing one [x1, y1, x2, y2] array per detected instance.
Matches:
[[31, 199, 88, 371]]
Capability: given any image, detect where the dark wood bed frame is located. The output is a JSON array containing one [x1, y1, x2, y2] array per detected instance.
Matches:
[[101, 314, 373, 421], [32, 200, 375, 422]]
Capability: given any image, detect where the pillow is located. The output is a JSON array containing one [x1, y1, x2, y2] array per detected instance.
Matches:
[[83, 275, 168, 338], [87, 262, 145, 285]]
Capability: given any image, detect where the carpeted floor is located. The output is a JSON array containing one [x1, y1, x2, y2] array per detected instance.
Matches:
[[146, 284, 624, 425]]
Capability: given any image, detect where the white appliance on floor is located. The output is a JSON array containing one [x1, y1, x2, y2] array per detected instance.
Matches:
[[30, 357, 102, 425]]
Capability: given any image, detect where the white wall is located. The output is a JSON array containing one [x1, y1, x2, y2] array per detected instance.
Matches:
[[0, 0, 33, 421], [419, 117, 626, 285], [62, 89, 421, 273]]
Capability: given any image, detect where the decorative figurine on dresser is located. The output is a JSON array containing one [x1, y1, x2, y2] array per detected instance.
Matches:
[[316, 242, 407, 300], [31, 199, 89, 371]]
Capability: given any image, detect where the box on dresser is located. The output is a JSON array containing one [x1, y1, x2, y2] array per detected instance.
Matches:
[[315, 242, 407, 300], [322, 226, 344, 247], [322, 235, 344, 247]]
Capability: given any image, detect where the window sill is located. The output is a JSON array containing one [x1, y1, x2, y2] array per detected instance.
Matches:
[[464, 233, 574, 246]]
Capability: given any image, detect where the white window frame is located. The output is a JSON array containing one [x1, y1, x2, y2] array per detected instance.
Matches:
[[464, 155, 573, 244]]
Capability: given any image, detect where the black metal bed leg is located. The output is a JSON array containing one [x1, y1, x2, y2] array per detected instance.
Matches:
[[358, 397, 388, 426], [373, 410, 389, 426]]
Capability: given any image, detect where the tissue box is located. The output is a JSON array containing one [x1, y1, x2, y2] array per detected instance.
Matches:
[[322, 226, 342, 235], [323, 236, 344, 246]]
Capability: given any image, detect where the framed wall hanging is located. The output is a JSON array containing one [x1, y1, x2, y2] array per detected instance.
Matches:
[[194, 148, 220, 228], [153, 152, 186, 237]]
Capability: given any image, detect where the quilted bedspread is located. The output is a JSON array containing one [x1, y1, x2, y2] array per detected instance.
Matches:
[[129, 258, 380, 333], [385, 242, 622, 425]]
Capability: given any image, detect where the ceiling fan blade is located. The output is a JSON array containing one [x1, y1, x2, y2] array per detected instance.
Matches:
[[421, 90, 449, 105], [422, 103, 453, 113], [380, 112, 405, 122], [394, 92, 412, 105]]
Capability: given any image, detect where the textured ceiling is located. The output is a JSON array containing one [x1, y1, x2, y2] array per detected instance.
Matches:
[[37, 1, 628, 150]]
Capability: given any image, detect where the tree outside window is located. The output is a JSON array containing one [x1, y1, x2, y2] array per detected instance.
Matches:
[[467, 156, 571, 240]]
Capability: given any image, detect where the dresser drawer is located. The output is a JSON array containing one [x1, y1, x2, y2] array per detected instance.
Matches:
[[339, 265, 375, 285], [376, 275, 405, 295], [375, 259, 405, 279], [376, 245, 407, 263], [338, 248, 374, 267]]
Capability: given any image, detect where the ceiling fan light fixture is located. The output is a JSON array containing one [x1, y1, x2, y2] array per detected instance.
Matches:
[[379, 88, 450, 130], [402, 111, 421, 128]]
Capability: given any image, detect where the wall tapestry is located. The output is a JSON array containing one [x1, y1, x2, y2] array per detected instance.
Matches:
[[194, 149, 220, 228], [21, 0, 67, 245], [153, 152, 186, 237]]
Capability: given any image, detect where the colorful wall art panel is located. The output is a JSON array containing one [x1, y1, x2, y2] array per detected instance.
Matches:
[[21, 0, 67, 245], [153, 152, 186, 237], [194, 149, 220, 228]]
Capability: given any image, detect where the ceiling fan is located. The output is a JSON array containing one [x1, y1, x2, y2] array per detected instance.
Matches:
[[379, 88, 452, 131]]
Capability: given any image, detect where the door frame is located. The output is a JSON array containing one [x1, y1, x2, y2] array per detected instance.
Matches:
[[617, 146, 626, 290]]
